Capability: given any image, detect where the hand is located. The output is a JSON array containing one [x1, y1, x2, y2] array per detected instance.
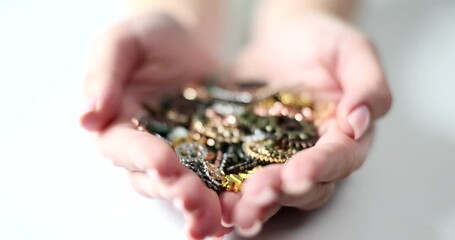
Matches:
[[224, 11, 392, 237], [80, 13, 226, 239]]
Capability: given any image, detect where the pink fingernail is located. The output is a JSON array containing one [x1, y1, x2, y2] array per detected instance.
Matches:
[[236, 220, 262, 238], [79, 97, 100, 130], [210, 235, 225, 240], [80, 112, 100, 131], [172, 198, 185, 212], [282, 178, 313, 196], [184, 224, 193, 239], [347, 105, 370, 140], [221, 219, 234, 228], [186, 224, 205, 240], [82, 97, 97, 114]]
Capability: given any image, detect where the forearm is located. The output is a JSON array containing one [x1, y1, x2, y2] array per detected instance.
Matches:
[[128, 0, 223, 55], [252, 0, 358, 37]]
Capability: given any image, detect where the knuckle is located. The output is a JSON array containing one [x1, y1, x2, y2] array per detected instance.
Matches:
[[130, 134, 178, 172], [96, 127, 135, 169], [335, 142, 358, 180], [378, 87, 393, 116], [107, 153, 123, 168], [130, 175, 149, 197], [346, 31, 374, 53], [371, 71, 392, 117], [306, 150, 330, 179], [353, 32, 374, 50], [128, 135, 156, 169], [96, 134, 114, 159], [301, 184, 334, 210], [130, 172, 160, 199]]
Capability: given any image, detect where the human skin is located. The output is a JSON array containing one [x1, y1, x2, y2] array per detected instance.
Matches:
[[80, 0, 392, 239], [226, 13, 392, 238], [80, 13, 226, 239]]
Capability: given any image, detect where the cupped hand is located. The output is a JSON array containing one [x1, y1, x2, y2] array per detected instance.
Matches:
[[224, 11, 392, 237], [80, 13, 226, 239]]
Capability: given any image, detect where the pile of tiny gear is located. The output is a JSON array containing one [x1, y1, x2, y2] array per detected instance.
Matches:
[[132, 80, 329, 193]]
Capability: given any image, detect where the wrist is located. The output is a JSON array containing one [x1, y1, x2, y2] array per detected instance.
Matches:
[[127, 0, 222, 57], [251, 0, 356, 40]]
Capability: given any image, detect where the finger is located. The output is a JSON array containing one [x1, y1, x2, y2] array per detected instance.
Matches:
[[235, 203, 281, 238], [171, 174, 222, 239], [281, 120, 373, 195], [129, 170, 161, 199], [240, 165, 282, 206], [97, 122, 183, 177], [233, 165, 282, 238], [279, 183, 335, 210], [212, 226, 233, 239], [81, 22, 140, 131], [219, 191, 241, 228], [129, 170, 223, 239], [129, 170, 185, 200], [336, 36, 392, 139]]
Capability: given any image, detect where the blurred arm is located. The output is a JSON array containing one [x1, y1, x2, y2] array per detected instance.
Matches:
[[128, 0, 223, 54], [252, 0, 358, 37]]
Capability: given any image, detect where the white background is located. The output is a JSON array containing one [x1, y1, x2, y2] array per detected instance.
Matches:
[[0, 0, 454, 239]]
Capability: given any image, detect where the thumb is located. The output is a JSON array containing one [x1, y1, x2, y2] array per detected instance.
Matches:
[[336, 37, 392, 139], [80, 23, 139, 131]]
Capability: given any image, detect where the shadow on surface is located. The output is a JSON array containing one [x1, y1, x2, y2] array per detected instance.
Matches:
[[228, 182, 348, 240]]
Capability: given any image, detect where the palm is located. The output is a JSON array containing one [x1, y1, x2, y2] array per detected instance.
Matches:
[[237, 14, 363, 102], [226, 13, 389, 236], [82, 12, 390, 239], [82, 14, 224, 239], [116, 16, 215, 120]]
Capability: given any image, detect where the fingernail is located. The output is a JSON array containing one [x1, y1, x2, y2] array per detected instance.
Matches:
[[251, 187, 278, 206], [82, 97, 97, 114], [210, 236, 224, 240], [347, 105, 370, 140], [80, 97, 100, 130], [236, 220, 262, 238], [184, 224, 194, 239], [221, 219, 234, 228], [172, 198, 185, 212], [282, 178, 313, 196], [186, 224, 204, 240]]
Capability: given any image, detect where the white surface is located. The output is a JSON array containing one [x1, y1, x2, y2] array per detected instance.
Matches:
[[1, 0, 454, 239]]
